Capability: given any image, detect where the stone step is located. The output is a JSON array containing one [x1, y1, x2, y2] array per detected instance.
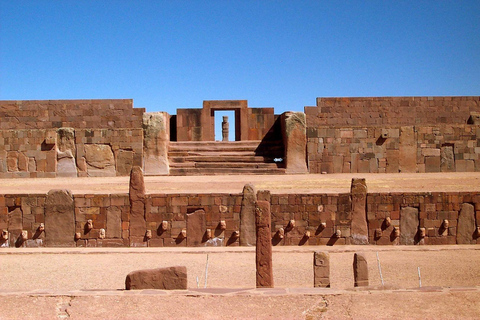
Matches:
[[196, 162, 282, 169], [169, 155, 277, 163], [168, 141, 283, 153], [169, 162, 282, 169], [169, 167, 286, 176], [167, 140, 285, 176], [168, 151, 258, 157]]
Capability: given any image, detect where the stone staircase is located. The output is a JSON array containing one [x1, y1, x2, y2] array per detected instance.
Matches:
[[168, 140, 285, 175]]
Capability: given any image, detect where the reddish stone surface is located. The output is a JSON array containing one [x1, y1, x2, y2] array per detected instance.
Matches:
[[457, 203, 475, 244], [240, 184, 256, 246], [45, 189, 75, 247], [186, 209, 206, 247], [350, 178, 368, 245], [129, 166, 146, 240], [353, 252, 369, 287], [125, 266, 187, 290], [400, 207, 419, 245], [281, 112, 308, 174], [143, 112, 169, 175], [255, 200, 273, 288], [313, 251, 330, 287]]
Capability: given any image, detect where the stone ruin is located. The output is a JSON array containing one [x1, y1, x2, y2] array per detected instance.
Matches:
[[2, 96, 480, 177], [1, 96, 480, 247]]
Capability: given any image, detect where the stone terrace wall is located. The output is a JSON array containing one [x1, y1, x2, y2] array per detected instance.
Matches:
[[0, 99, 145, 178], [307, 125, 480, 174], [0, 128, 142, 178], [305, 96, 480, 126], [0, 99, 144, 129], [2, 190, 478, 247]]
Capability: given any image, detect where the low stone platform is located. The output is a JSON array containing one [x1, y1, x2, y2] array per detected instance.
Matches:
[[2, 172, 480, 248]]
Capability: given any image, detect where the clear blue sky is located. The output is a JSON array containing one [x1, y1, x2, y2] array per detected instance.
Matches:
[[1, 0, 479, 115]]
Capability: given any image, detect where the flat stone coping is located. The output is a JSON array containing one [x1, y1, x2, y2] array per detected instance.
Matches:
[[1, 172, 480, 195], [1, 244, 479, 255], [1, 286, 478, 297]]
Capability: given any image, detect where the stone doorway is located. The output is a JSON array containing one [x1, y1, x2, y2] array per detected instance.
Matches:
[[214, 110, 236, 141]]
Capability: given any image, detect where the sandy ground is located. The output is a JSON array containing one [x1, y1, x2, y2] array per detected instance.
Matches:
[[1, 246, 480, 319], [1, 172, 480, 194]]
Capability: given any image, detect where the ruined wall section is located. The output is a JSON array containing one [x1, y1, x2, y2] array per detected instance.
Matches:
[[305, 96, 480, 174], [0, 128, 142, 178], [305, 96, 480, 127], [307, 124, 480, 174], [0, 100, 145, 178], [0, 99, 143, 129], [2, 190, 477, 247]]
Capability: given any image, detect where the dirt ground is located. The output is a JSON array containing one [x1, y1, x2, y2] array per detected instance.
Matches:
[[1, 172, 480, 194], [1, 246, 479, 319]]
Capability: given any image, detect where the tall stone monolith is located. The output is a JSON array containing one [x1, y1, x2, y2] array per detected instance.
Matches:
[[240, 184, 256, 246], [255, 200, 273, 288], [187, 209, 206, 247], [143, 112, 170, 175], [281, 112, 308, 174], [400, 207, 419, 245], [129, 166, 146, 245], [457, 203, 475, 244], [45, 189, 75, 247], [350, 178, 368, 244]]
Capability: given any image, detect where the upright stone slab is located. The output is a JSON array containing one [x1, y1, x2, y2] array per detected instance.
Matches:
[[353, 252, 369, 287], [84, 144, 116, 177], [186, 209, 206, 247], [457, 203, 475, 244], [255, 200, 273, 288], [45, 189, 75, 247], [143, 112, 170, 175], [106, 206, 122, 238], [440, 146, 455, 172], [240, 184, 257, 246], [350, 178, 368, 245], [400, 207, 419, 245], [56, 128, 77, 177], [125, 266, 187, 290], [399, 126, 416, 173], [129, 166, 146, 240], [313, 251, 330, 288], [281, 112, 308, 174]]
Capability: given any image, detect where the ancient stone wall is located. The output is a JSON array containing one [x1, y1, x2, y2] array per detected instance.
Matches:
[[3, 189, 477, 247], [0, 99, 145, 178], [0, 99, 143, 130], [307, 124, 480, 173], [305, 96, 480, 127], [0, 128, 142, 178]]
